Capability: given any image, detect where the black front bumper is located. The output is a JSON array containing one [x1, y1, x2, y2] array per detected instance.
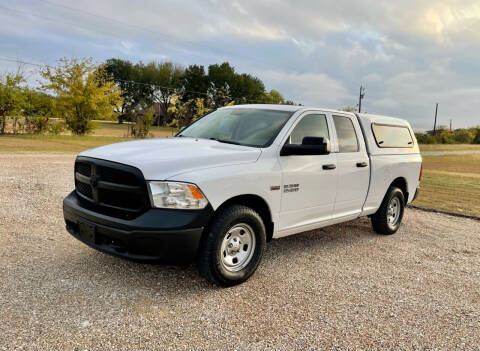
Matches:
[[63, 191, 213, 263]]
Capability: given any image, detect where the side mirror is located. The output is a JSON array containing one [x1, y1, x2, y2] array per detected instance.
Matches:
[[280, 137, 331, 156]]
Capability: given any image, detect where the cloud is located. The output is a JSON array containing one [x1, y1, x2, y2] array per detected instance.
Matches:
[[0, 0, 480, 128], [261, 70, 351, 107], [231, 2, 248, 15]]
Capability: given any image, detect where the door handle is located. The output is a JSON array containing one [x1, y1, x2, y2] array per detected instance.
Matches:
[[322, 164, 336, 170], [356, 162, 368, 167]]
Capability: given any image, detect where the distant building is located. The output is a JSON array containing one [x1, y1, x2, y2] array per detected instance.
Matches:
[[135, 103, 163, 125]]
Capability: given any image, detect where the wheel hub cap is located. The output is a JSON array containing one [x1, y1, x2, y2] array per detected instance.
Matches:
[[220, 223, 256, 272], [387, 197, 401, 226]]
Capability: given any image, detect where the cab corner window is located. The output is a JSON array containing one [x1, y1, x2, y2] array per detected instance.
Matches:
[[289, 114, 329, 145], [333, 115, 359, 152]]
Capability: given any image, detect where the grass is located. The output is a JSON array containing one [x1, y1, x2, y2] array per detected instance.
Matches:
[[92, 120, 177, 138], [0, 121, 178, 154], [413, 154, 480, 216], [0, 134, 132, 154], [419, 144, 480, 152], [414, 144, 480, 217]]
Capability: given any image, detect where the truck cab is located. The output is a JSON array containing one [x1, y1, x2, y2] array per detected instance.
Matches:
[[63, 104, 422, 286]]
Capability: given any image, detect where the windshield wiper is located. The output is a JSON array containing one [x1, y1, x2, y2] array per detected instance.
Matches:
[[209, 137, 242, 145]]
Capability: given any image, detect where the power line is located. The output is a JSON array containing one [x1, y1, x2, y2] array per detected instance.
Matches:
[[0, 56, 276, 104], [0, 56, 45, 68], [19, 0, 232, 61], [2, 1, 301, 74], [36, 0, 171, 39], [0, 3, 219, 64]]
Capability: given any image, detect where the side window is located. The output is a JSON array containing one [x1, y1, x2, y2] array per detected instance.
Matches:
[[372, 124, 413, 148], [333, 115, 359, 152], [289, 114, 329, 145]]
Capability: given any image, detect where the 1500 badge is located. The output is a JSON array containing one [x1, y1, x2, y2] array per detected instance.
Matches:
[[283, 184, 300, 193]]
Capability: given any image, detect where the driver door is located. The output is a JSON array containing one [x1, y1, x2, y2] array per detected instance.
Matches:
[[277, 112, 338, 235]]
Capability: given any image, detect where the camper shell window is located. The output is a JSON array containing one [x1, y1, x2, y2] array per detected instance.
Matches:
[[372, 123, 413, 148]]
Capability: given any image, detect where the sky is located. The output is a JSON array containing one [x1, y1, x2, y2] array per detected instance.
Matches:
[[1, 0, 480, 130]]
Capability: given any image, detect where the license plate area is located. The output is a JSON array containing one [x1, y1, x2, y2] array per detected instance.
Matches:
[[78, 221, 96, 244]]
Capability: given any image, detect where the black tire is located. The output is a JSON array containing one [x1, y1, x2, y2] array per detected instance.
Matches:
[[197, 205, 266, 286], [371, 186, 405, 235]]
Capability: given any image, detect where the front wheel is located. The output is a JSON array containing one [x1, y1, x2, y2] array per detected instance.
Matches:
[[371, 186, 405, 235], [197, 205, 266, 286]]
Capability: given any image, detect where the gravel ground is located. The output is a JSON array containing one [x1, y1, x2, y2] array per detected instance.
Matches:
[[1, 154, 480, 350]]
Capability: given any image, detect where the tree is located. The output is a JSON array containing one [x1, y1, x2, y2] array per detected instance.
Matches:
[[139, 61, 184, 126], [207, 82, 233, 107], [41, 58, 122, 135], [104, 58, 152, 123], [182, 65, 208, 102], [207, 62, 236, 92], [23, 89, 55, 134], [206, 62, 266, 103], [473, 128, 480, 144], [453, 128, 474, 144], [169, 96, 212, 129], [233, 73, 265, 103], [341, 106, 357, 112], [105, 58, 295, 125], [0, 73, 25, 134], [262, 89, 285, 104], [130, 106, 154, 138]]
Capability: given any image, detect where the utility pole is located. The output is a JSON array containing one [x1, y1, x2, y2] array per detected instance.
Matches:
[[433, 103, 438, 135], [449, 119, 452, 131], [358, 85, 365, 113]]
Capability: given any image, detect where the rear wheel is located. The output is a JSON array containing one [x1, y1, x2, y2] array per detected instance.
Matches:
[[197, 205, 266, 286], [371, 186, 405, 235]]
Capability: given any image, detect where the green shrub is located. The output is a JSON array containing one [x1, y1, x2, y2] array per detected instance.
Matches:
[[25, 115, 50, 134], [131, 107, 154, 138], [47, 120, 66, 135], [473, 129, 480, 144]]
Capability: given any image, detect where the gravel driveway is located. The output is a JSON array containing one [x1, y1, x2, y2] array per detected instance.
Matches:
[[1, 154, 479, 350]]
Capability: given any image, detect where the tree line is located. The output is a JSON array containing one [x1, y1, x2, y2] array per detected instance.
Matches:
[[3, 57, 479, 143], [415, 127, 480, 144], [103, 59, 294, 129], [0, 57, 294, 137]]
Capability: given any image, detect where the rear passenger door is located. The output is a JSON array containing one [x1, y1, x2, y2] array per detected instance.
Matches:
[[332, 114, 370, 218]]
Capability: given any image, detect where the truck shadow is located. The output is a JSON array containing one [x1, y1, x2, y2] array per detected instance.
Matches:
[[68, 217, 378, 295]]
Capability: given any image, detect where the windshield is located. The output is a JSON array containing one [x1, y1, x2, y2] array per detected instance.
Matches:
[[178, 108, 294, 147]]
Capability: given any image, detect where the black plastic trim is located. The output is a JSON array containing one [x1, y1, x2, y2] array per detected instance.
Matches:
[[412, 187, 420, 202], [63, 191, 214, 263], [74, 156, 150, 219]]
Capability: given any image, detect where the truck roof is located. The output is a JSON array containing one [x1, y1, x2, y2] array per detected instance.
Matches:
[[223, 104, 418, 154], [222, 104, 357, 115], [355, 113, 411, 128], [223, 105, 411, 128]]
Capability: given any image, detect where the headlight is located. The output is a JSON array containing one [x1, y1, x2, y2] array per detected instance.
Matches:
[[148, 181, 209, 209]]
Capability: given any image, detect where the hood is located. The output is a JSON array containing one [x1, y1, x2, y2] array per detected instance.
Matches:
[[79, 137, 262, 180]]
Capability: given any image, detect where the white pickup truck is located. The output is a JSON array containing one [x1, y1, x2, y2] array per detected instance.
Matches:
[[63, 104, 422, 286]]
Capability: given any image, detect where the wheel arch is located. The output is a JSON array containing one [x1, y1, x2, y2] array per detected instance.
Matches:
[[209, 194, 274, 242], [389, 177, 408, 201]]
